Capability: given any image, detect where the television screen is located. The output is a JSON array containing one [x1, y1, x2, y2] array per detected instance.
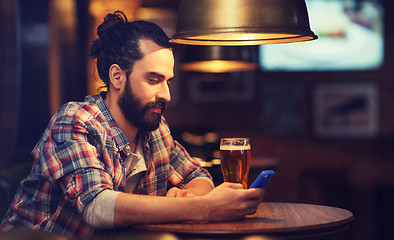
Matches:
[[259, 0, 384, 71]]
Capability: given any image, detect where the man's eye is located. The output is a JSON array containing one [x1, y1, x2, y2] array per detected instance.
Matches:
[[149, 78, 159, 84]]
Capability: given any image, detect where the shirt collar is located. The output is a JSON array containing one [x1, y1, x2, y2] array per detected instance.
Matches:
[[96, 92, 153, 155], [96, 92, 130, 153]]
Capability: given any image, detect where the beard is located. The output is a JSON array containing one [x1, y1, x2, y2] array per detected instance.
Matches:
[[118, 78, 166, 132]]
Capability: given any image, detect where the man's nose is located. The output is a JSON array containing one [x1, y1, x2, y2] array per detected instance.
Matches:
[[157, 82, 171, 102]]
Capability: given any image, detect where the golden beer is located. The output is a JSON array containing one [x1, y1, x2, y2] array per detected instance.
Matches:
[[220, 138, 251, 189]]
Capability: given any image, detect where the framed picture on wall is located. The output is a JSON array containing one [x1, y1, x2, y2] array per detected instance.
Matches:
[[313, 82, 379, 138]]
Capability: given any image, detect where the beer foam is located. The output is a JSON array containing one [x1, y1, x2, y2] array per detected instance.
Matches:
[[220, 145, 251, 150]]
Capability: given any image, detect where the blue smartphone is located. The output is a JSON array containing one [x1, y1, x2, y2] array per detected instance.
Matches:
[[249, 170, 275, 188]]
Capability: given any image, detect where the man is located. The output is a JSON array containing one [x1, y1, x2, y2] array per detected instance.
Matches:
[[1, 11, 264, 237]]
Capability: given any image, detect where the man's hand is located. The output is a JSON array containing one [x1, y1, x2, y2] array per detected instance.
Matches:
[[166, 179, 214, 198], [166, 187, 194, 198], [198, 182, 265, 221]]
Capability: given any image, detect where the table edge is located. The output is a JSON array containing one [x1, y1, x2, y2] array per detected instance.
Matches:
[[136, 202, 354, 235]]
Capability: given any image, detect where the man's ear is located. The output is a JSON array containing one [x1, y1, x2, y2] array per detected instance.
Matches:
[[108, 64, 125, 90]]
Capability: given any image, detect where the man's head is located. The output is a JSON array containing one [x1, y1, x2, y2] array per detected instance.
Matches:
[[90, 11, 174, 132], [117, 39, 174, 131]]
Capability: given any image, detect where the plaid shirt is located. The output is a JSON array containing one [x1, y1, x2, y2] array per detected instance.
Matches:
[[0, 93, 211, 237]]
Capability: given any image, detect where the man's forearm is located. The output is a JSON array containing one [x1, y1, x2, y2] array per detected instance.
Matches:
[[113, 182, 265, 227], [114, 192, 204, 226]]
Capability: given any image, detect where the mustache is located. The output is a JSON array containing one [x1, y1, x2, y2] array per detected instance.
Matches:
[[146, 99, 166, 111]]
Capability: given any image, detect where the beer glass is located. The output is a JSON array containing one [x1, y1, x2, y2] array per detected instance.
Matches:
[[220, 138, 251, 189]]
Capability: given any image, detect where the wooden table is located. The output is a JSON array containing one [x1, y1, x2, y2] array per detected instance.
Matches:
[[137, 202, 354, 239]]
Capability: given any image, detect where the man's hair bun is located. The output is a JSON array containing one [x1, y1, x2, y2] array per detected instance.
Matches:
[[96, 11, 127, 39]]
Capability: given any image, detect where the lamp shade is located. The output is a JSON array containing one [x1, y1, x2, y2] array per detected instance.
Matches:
[[170, 0, 318, 46]]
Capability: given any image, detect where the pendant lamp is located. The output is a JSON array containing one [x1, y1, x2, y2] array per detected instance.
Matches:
[[170, 0, 318, 46], [180, 46, 258, 73]]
